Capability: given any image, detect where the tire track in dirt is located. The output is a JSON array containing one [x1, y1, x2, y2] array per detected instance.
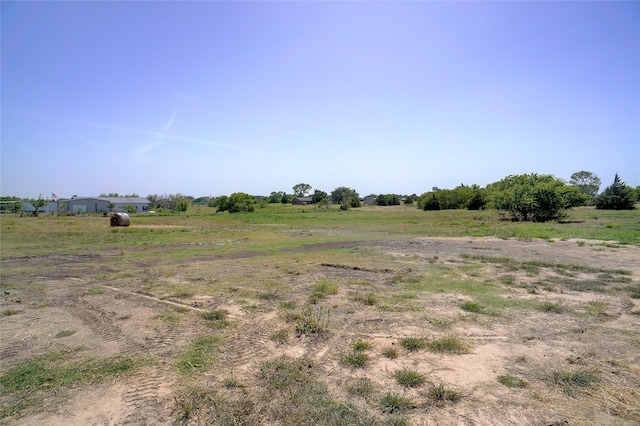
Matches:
[[142, 322, 189, 357], [73, 300, 142, 354], [120, 366, 173, 426], [218, 317, 275, 370]]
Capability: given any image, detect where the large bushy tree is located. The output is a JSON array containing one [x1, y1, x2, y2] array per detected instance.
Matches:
[[292, 183, 312, 197], [487, 174, 586, 222], [213, 192, 255, 213], [331, 187, 360, 206], [569, 171, 600, 204], [594, 174, 636, 210], [416, 184, 486, 211], [311, 190, 327, 204]]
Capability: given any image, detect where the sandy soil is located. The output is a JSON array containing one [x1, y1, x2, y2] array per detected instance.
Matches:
[[1, 237, 639, 425]]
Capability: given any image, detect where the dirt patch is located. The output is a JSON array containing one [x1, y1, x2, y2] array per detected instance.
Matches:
[[1, 237, 639, 425]]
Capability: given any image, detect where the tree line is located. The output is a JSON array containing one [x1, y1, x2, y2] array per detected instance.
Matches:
[[3, 172, 638, 220], [205, 172, 638, 221]]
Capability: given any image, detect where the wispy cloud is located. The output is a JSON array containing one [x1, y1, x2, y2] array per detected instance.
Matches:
[[132, 141, 164, 161], [14, 110, 262, 154], [159, 109, 176, 134]]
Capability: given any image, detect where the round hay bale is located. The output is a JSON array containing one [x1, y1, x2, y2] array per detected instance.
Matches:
[[110, 212, 130, 227]]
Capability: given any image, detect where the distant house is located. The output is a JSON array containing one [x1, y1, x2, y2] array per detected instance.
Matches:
[[58, 197, 150, 213], [363, 196, 376, 206], [292, 197, 313, 205]]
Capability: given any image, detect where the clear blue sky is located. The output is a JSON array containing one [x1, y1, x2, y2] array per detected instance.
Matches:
[[2, 1, 639, 199]]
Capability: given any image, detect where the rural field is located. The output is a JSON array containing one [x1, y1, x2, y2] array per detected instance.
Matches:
[[1, 205, 639, 425]]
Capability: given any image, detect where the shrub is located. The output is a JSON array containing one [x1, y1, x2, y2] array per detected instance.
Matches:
[[295, 305, 330, 334], [487, 173, 587, 222], [214, 192, 255, 213], [594, 174, 636, 210]]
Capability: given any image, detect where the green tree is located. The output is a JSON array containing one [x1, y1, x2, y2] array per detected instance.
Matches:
[[31, 195, 48, 216], [311, 190, 327, 204], [124, 205, 137, 214], [487, 174, 586, 222], [331, 187, 359, 205], [268, 191, 284, 203], [570, 171, 601, 204], [215, 193, 255, 213], [423, 194, 441, 211], [466, 189, 487, 210], [292, 183, 312, 197], [175, 197, 189, 212], [594, 174, 636, 210], [212, 195, 229, 211], [281, 193, 293, 204]]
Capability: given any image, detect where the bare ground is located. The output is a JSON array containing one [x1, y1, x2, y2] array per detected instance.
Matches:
[[1, 237, 639, 425]]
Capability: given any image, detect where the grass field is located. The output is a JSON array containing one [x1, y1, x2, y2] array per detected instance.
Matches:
[[1, 204, 639, 425]]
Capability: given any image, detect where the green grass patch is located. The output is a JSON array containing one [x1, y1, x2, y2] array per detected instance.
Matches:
[[1, 309, 22, 316], [584, 300, 607, 316], [538, 301, 565, 313], [426, 335, 471, 354], [313, 279, 339, 295], [393, 367, 426, 388], [399, 336, 427, 352], [257, 355, 374, 424], [340, 351, 370, 369], [200, 309, 231, 328], [54, 330, 76, 338], [379, 392, 415, 414], [350, 292, 378, 306], [0, 350, 150, 392], [352, 340, 372, 351], [269, 329, 289, 344], [497, 374, 528, 388], [460, 301, 483, 313], [549, 370, 600, 394], [175, 336, 222, 374], [154, 313, 181, 322]]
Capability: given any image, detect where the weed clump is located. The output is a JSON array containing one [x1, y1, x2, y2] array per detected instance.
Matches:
[[382, 346, 399, 359], [399, 337, 426, 352], [497, 374, 528, 388], [200, 309, 231, 329], [549, 370, 599, 394], [295, 305, 330, 334], [352, 340, 372, 351], [269, 330, 289, 344], [460, 302, 483, 313], [393, 367, 426, 388], [426, 335, 471, 354], [340, 351, 370, 369], [425, 384, 463, 406], [539, 302, 565, 313], [379, 392, 415, 414]]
